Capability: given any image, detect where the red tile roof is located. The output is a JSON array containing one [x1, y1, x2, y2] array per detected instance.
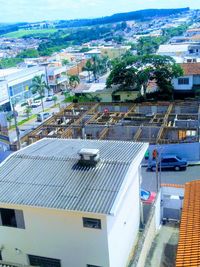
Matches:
[[180, 63, 200, 76], [176, 180, 200, 267]]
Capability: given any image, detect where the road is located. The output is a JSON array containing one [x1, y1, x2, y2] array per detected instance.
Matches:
[[8, 93, 67, 142], [141, 166, 200, 192]]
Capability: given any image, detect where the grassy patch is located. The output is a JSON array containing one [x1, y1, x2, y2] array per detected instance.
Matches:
[[3, 29, 57, 38], [9, 114, 37, 130]]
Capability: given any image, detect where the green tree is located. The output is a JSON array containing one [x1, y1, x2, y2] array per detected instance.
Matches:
[[69, 75, 80, 88], [30, 75, 48, 112], [137, 36, 167, 55], [24, 105, 32, 119], [106, 54, 183, 99], [62, 59, 69, 66], [83, 60, 93, 82], [17, 49, 39, 58], [6, 113, 13, 128], [52, 95, 58, 106]]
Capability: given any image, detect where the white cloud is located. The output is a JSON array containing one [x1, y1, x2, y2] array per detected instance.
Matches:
[[0, 0, 198, 22]]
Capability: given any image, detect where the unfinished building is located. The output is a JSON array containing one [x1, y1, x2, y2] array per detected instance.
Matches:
[[18, 101, 200, 149]]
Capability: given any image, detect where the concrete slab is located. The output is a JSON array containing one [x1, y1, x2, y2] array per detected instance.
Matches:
[[145, 222, 179, 267]]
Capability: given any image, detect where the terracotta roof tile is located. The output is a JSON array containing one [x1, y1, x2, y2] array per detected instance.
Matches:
[[180, 63, 200, 76], [161, 183, 185, 188], [176, 180, 200, 267]]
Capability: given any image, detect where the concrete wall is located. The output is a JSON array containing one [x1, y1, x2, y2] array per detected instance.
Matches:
[[0, 205, 110, 267], [173, 75, 193, 91], [130, 192, 161, 267], [107, 167, 140, 267], [94, 91, 138, 103]]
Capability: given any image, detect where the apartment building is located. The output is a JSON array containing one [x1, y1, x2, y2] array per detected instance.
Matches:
[[0, 67, 45, 111]]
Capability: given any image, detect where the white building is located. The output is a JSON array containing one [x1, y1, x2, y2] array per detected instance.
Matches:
[[0, 138, 148, 267], [0, 67, 45, 112], [47, 66, 68, 93], [157, 43, 200, 62], [173, 63, 200, 92]]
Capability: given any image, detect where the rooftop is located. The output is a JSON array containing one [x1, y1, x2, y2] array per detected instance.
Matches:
[[0, 66, 45, 86], [180, 63, 200, 75], [158, 44, 189, 54], [176, 180, 200, 267], [0, 138, 147, 214]]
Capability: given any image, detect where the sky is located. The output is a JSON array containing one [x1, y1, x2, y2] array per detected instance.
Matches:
[[0, 0, 199, 23]]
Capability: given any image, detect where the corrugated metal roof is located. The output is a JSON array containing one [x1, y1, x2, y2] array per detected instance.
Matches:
[[0, 138, 147, 214], [176, 180, 200, 267]]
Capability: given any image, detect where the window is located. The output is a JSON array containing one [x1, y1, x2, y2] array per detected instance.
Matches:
[[0, 208, 25, 229], [161, 158, 170, 163], [28, 255, 61, 267], [112, 95, 121, 101], [178, 78, 189, 85], [83, 218, 101, 229], [168, 158, 178, 163]]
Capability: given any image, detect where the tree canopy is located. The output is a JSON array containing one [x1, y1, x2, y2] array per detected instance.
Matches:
[[106, 54, 183, 99]]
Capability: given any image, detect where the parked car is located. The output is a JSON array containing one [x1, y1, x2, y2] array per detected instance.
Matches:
[[37, 112, 51, 122], [140, 189, 156, 204], [31, 100, 41, 108], [46, 96, 54, 102], [149, 155, 188, 171]]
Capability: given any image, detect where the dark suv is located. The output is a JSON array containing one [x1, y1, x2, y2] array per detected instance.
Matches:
[[149, 155, 188, 171]]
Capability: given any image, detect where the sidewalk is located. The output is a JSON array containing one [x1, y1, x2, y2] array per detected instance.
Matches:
[[142, 160, 200, 168]]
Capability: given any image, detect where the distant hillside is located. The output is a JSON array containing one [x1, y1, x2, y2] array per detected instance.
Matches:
[[0, 23, 27, 35], [57, 8, 190, 28]]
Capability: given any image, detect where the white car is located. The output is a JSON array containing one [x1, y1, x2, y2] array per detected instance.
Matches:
[[31, 100, 42, 108], [46, 96, 54, 102]]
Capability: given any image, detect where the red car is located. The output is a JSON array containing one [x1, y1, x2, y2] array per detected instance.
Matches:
[[140, 189, 156, 204]]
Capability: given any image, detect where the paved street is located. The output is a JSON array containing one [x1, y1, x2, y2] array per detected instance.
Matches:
[[141, 166, 200, 192], [8, 93, 67, 142]]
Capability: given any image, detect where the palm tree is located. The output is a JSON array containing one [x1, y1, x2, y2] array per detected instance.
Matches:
[[24, 106, 32, 119], [69, 75, 80, 88], [52, 95, 58, 106], [30, 75, 48, 112], [6, 113, 13, 128], [83, 60, 93, 82]]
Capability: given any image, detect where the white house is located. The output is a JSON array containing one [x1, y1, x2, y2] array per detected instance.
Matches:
[[0, 138, 148, 267], [173, 63, 200, 92]]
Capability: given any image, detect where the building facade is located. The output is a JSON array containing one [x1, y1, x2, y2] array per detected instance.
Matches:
[[0, 138, 148, 267]]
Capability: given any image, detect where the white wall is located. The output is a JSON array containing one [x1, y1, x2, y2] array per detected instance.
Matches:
[[148, 142, 200, 161], [173, 75, 193, 91], [106, 145, 148, 267], [0, 205, 110, 267]]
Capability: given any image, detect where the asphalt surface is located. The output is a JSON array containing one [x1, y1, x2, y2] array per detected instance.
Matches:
[[8, 94, 67, 142], [141, 166, 200, 192]]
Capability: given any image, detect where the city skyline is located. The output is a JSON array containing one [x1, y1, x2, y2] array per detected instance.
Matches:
[[0, 0, 198, 23]]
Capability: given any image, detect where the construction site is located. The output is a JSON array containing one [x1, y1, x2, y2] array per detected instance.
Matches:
[[16, 100, 200, 149]]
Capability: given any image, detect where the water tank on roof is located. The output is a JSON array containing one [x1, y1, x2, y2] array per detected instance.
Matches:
[[78, 148, 100, 166]]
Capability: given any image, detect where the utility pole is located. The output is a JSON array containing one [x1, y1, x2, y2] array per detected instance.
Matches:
[[12, 101, 20, 150], [156, 153, 159, 192]]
